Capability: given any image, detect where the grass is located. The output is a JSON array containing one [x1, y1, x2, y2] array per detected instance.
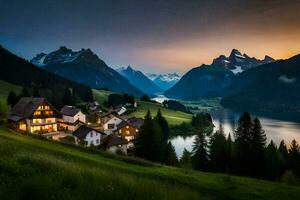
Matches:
[[0, 80, 21, 117], [0, 126, 300, 200], [129, 101, 192, 125], [93, 89, 193, 125]]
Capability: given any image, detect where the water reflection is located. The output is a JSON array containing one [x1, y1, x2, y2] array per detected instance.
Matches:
[[170, 109, 300, 158]]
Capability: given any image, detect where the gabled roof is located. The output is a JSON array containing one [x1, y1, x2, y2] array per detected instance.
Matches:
[[72, 125, 105, 139], [8, 97, 58, 121], [127, 117, 144, 129], [61, 105, 81, 116], [116, 120, 131, 130], [102, 135, 128, 148], [101, 111, 124, 124]]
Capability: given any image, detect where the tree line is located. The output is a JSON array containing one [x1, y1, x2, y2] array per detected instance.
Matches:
[[135, 111, 300, 182]]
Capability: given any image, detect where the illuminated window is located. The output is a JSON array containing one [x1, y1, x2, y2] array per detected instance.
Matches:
[[34, 111, 41, 116], [126, 130, 130, 135], [126, 126, 129, 129], [33, 119, 42, 124]]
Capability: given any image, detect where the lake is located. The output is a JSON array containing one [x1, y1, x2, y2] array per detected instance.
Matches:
[[170, 108, 300, 158]]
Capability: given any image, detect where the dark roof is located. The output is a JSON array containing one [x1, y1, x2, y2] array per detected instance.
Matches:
[[127, 117, 144, 128], [72, 125, 105, 139], [8, 97, 58, 121], [102, 135, 128, 148], [61, 105, 81, 116], [116, 120, 130, 130]]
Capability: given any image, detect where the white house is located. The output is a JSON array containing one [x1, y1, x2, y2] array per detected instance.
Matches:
[[59, 105, 86, 131], [101, 112, 124, 134], [114, 106, 127, 115], [72, 125, 106, 147]]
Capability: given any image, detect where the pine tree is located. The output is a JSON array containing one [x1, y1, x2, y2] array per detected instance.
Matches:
[[278, 140, 289, 175], [154, 109, 170, 141], [165, 142, 179, 166], [265, 140, 281, 180], [250, 117, 267, 177], [135, 110, 164, 162], [192, 131, 208, 171], [180, 148, 192, 168], [226, 133, 233, 174], [7, 91, 18, 107], [33, 88, 40, 97], [288, 139, 300, 177], [20, 87, 30, 97], [233, 112, 253, 176], [62, 88, 73, 106], [209, 127, 227, 173]]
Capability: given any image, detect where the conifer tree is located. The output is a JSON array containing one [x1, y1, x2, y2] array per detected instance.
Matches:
[[209, 126, 227, 172], [278, 140, 289, 175], [135, 110, 164, 162], [62, 88, 73, 106], [165, 142, 179, 166], [226, 133, 233, 174], [20, 87, 30, 97], [250, 117, 267, 177], [180, 148, 192, 168], [288, 139, 300, 177], [265, 141, 281, 180], [192, 131, 208, 171], [33, 88, 40, 97], [7, 91, 18, 107], [234, 112, 253, 176], [154, 109, 170, 141]]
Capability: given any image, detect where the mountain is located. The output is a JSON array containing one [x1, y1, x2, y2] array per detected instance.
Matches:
[[117, 66, 162, 95], [221, 54, 300, 113], [31, 47, 143, 96], [212, 49, 275, 74], [164, 65, 234, 99], [146, 73, 181, 91], [0, 45, 93, 107], [165, 49, 275, 100]]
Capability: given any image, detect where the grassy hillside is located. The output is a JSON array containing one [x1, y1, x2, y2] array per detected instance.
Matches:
[[93, 90, 192, 125], [0, 126, 300, 200], [0, 80, 21, 117], [129, 101, 192, 125]]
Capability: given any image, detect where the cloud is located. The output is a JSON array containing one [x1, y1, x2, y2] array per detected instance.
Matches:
[[278, 75, 297, 84]]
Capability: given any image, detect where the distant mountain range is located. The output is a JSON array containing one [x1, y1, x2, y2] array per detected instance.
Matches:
[[165, 49, 275, 99], [31, 47, 143, 96], [117, 66, 162, 95], [146, 73, 181, 91]]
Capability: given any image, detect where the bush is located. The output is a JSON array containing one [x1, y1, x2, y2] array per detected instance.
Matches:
[[281, 170, 300, 186]]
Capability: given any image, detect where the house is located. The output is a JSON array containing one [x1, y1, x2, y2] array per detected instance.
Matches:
[[115, 121, 139, 142], [72, 125, 105, 147], [7, 97, 60, 134], [101, 112, 124, 134], [101, 134, 128, 154], [59, 105, 86, 131], [114, 106, 127, 115], [127, 117, 144, 129]]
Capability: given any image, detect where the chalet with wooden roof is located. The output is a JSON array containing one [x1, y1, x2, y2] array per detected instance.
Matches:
[[8, 97, 60, 134], [101, 134, 128, 154]]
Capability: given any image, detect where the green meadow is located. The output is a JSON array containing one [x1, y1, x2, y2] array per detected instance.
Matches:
[[0, 126, 300, 200], [0, 80, 21, 118]]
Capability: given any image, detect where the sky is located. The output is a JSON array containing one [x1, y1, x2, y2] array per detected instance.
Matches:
[[1, 0, 300, 74]]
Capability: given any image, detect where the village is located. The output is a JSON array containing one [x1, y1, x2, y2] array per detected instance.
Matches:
[[7, 97, 144, 155]]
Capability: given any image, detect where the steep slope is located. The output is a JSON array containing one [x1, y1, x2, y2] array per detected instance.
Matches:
[[117, 66, 162, 95], [31, 47, 143, 96], [165, 65, 234, 100], [1, 127, 300, 200], [146, 73, 181, 91], [0, 45, 93, 106], [222, 54, 300, 113]]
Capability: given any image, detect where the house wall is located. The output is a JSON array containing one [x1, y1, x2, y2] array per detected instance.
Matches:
[[103, 117, 123, 134], [75, 130, 102, 147], [63, 111, 86, 124]]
